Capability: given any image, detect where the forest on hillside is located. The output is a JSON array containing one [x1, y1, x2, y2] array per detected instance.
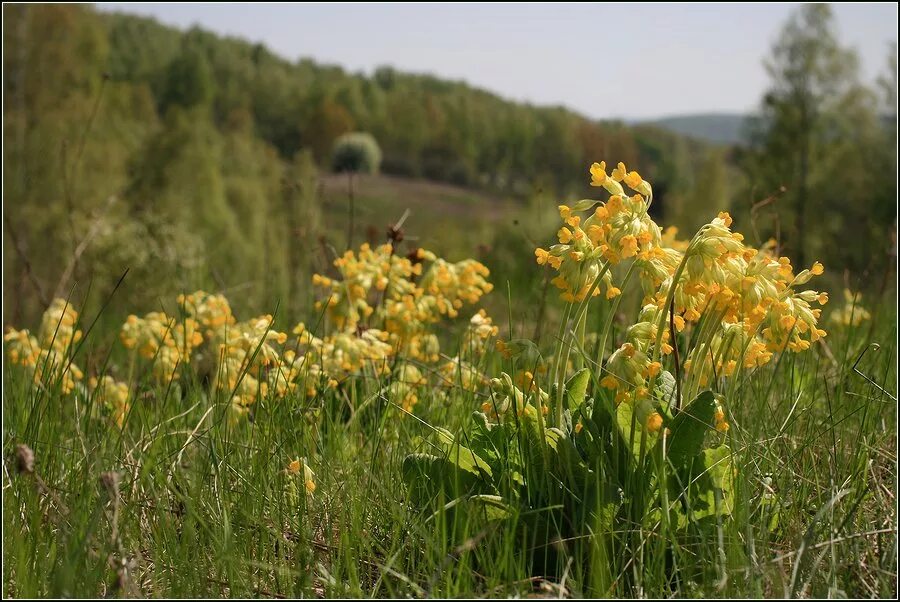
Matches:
[[2, 4, 896, 326]]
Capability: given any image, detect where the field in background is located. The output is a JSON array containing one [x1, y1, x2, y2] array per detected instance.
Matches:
[[318, 172, 520, 258]]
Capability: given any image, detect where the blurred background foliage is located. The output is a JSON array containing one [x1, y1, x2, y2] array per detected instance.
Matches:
[[2, 4, 896, 328]]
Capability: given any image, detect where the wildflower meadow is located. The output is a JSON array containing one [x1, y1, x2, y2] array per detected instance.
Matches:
[[4, 161, 896, 597]]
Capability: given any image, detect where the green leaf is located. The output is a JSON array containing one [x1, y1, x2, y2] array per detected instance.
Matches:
[[703, 445, 733, 490], [466, 494, 513, 521], [518, 410, 576, 488], [470, 412, 501, 462], [615, 398, 659, 461], [570, 198, 600, 211], [470, 412, 523, 484], [402, 453, 481, 502], [564, 368, 591, 412], [668, 445, 735, 524], [666, 390, 716, 469], [702, 444, 734, 515], [655, 370, 677, 408], [561, 408, 574, 434], [544, 426, 565, 450], [548, 428, 592, 493], [434, 427, 493, 479]]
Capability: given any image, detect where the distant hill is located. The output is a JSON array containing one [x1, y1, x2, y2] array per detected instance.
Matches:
[[643, 113, 750, 146]]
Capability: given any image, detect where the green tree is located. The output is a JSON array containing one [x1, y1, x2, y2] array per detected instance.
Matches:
[[160, 45, 215, 112], [303, 96, 354, 162], [743, 4, 875, 269]]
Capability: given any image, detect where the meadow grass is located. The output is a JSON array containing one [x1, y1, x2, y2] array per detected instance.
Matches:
[[2, 285, 896, 599]]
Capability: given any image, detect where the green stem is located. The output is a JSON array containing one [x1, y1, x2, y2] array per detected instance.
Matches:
[[574, 310, 588, 372], [556, 261, 611, 427], [648, 234, 703, 397], [552, 303, 573, 398], [685, 305, 728, 401], [596, 262, 637, 374]]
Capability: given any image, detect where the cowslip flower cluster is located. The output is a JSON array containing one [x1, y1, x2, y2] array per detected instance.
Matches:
[[309, 242, 495, 411], [4, 300, 130, 426], [5, 299, 85, 394], [120, 311, 203, 382], [178, 291, 236, 338], [293, 323, 392, 389], [120, 292, 297, 415], [207, 314, 291, 414], [533, 161, 828, 414], [535, 162, 663, 302], [439, 357, 486, 393], [314, 244, 490, 329], [459, 310, 500, 358], [174, 291, 300, 412], [147, 245, 493, 417], [390, 363, 427, 412], [6, 241, 497, 421], [90, 375, 130, 427]]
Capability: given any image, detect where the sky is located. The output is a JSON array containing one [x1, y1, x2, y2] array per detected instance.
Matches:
[[96, 2, 897, 120]]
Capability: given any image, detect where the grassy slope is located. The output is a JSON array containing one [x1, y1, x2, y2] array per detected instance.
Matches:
[[318, 173, 522, 259], [2, 287, 896, 597]]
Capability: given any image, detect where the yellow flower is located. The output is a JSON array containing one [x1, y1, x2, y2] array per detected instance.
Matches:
[[646, 412, 663, 433], [600, 375, 619, 389], [590, 161, 608, 187], [624, 171, 643, 190], [717, 211, 733, 228], [620, 235, 639, 258]]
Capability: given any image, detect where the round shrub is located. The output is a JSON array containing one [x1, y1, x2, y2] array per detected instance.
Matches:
[[331, 132, 382, 174]]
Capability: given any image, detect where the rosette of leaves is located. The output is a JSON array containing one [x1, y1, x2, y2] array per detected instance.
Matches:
[[402, 368, 734, 579]]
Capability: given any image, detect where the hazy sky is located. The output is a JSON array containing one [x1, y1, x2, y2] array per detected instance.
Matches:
[[96, 2, 897, 120]]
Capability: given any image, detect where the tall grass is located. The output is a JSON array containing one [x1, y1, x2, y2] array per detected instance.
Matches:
[[2, 281, 895, 598]]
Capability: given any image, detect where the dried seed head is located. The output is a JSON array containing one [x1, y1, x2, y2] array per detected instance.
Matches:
[[14, 444, 34, 474], [387, 224, 404, 244]]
